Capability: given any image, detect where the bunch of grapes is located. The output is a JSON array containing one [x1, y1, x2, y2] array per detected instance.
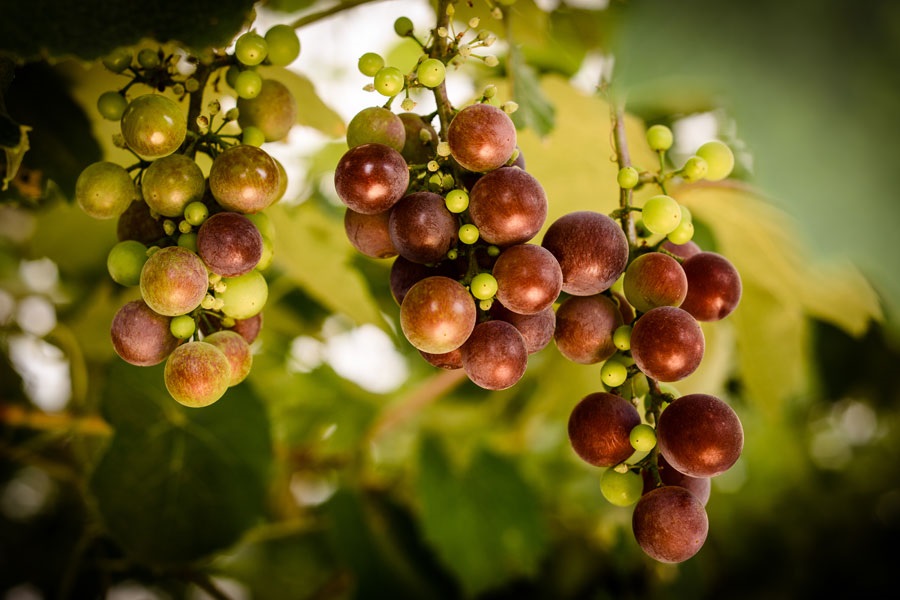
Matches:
[[336, 11, 556, 391], [559, 124, 744, 563], [75, 25, 301, 407]]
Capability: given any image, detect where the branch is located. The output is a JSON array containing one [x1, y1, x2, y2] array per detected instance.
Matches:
[[290, 0, 388, 29], [0, 403, 112, 436], [430, 0, 456, 137], [611, 103, 639, 247], [366, 369, 468, 441]]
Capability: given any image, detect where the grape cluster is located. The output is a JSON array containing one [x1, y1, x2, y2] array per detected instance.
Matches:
[[76, 26, 301, 407], [336, 14, 555, 391], [560, 124, 744, 563]]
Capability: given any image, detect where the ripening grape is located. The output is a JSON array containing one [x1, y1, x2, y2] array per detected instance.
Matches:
[[110, 299, 181, 366], [264, 24, 301, 66], [641, 195, 682, 235], [237, 79, 298, 142], [460, 320, 528, 390], [568, 392, 641, 467], [490, 303, 556, 354], [492, 244, 562, 315], [541, 211, 629, 296], [623, 252, 688, 313], [204, 330, 252, 386], [164, 341, 232, 407], [347, 106, 406, 152], [419, 347, 463, 370], [399, 276, 476, 354], [554, 294, 623, 365], [344, 208, 398, 259], [197, 212, 263, 277], [600, 468, 643, 507], [139, 246, 209, 317], [661, 239, 701, 260], [217, 270, 268, 320], [630, 306, 704, 382], [202, 313, 264, 345], [140, 153, 205, 217], [447, 103, 516, 173], [642, 454, 711, 506], [117, 198, 165, 244], [468, 167, 547, 246], [398, 112, 437, 164], [679, 252, 742, 321], [696, 140, 735, 181], [389, 256, 434, 305], [657, 393, 744, 478], [389, 191, 458, 264], [75, 161, 136, 219], [209, 145, 281, 213], [632, 486, 708, 563], [334, 143, 410, 214], [120, 94, 187, 160], [107, 240, 148, 286], [235, 31, 268, 66]]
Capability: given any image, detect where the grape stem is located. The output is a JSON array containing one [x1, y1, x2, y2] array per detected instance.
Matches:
[[289, 0, 386, 29], [611, 104, 639, 247], [431, 0, 457, 138]]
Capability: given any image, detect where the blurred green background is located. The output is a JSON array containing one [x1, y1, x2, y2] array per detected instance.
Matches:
[[1, 0, 899, 598]]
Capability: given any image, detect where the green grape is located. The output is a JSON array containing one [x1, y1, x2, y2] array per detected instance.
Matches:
[[358, 52, 385, 77], [646, 124, 673, 151], [600, 468, 643, 507], [470, 272, 498, 300], [169, 314, 196, 339], [373, 67, 405, 97], [183, 201, 209, 226], [445, 189, 469, 213], [394, 16, 414, 36], [601, 359, 628, 388], [458, 223, 479, 245], [177, 232, 198, 252], [666, 219, 695, 245], [617, 166, 639, 189], [137, 48, 161, 69], [217, 270, 268, 319], [107, 240, 148, 286], [679, 204, 693, 225], [120, 94, 187, 160], [242, 125, 266, 147], [256, 235, 274, 271], [97, 91, 128, 121], [417, 58, 446, 88], [680, 155, 708, 182], [234, 70, 263, 99], [696, 140, 735, 181], [235, 31, 268, 66], [613, 324, 632, 351], [629, 423, 657, 452], [246, 211, 276, 241], [631, 372, 650, 397], [264, 24, 300, 66], [75, 161, 135, 219], [102, 48, 132, 73], [641, 195, 682, 235], [225, 65, 241, 89]]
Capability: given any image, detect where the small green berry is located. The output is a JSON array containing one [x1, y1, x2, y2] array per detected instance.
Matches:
[[470, 272, 498, 300], [458, 223, 479, 245], [646, 124, 673, 151]]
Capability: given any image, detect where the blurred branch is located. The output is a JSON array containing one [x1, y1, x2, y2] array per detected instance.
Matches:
[[0, 403, 112, 436], [290, 0, 388, 29], [366, 369, 467, 441]]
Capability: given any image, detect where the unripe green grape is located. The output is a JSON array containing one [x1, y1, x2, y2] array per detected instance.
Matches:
[[373, 67, 405, 97], [458, 223, 479, 245], [217, 270, 268, 319], [445, 189, 469, 213], [667, 220, 695, 245], [242, 125, 265, 147], [394, 16, 414, 36], [680, 155, 708, 182], [169, 314, 196, 339], [417, 58, 446, 88], [225, 65, 241, 89], [75, 161, 136, 219], [102, 48, 132, 73], [358, 52, 384, 77], [137, 48, 161, 69], [264, 24, 300, 66], [646, 124, 673, 151], [183, 201, 209, 226], [601, 359, 628, 388], [107, 240, 148, 286], [600, 468, 643, 507], [97, 91, 128, 121], [470, 272, 498, 300], [629, 423, 657, 452], [613, 324, 632, 351], [246, 211, 276, 241], [641, 195, 682, 235], [177, 232, 198, 253], [617, 166, 639, 189], [234, 69, 263, 99], [235, 31, 268, 66], [679, 204, 692, 225], [256, 235, 274, 271], [696, 140, 735, 181]]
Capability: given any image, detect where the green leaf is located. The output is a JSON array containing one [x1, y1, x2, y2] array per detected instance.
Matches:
[[415, 435, 548, 596], [0, 0, 256, 61], [89, 361, 273, 566], [259, 66, 346, 139], [508, 46, 555, 138]]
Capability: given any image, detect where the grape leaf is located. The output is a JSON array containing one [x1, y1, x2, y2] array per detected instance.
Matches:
[[89, 361, 273, 566], [415, 434, 548, 596]]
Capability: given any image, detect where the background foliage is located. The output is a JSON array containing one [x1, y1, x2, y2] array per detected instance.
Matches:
[[1, 0, 899, 598]]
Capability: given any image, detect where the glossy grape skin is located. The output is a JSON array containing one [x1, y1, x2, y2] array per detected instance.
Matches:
[[164, 341, 232, 407], [661, 239, 701, 260], [491, 304, 556, 354], [140, 153, 205, 217], [235, 31, 268, 66], [347, 107, 405, 152], [197, 211, 263, 277], [264, 24, 301, 66], [642, 454, 711, 506], [140, 246, 209, 317], [600, 468, 643, 507], [334, 143, 410, 215], [97, 91, 128, 121], [630, 306, 704, 382], [204, 330, 252, 386], [399, 276, 476, 354], [646, 124, 673, 152], [623, 252, 688, 313], [110, 299, 181, 366], [554, 294, 623, 364], [696, 140, 735, 181], [492, 244, 562, 315], [234, 69, 263, 99], [344, 208, 397, 259], [419, 347, 463, 370], [541, 211, 629, 296], [358, 52, 384, 76], [117, 199, 165, 244], [217, 270, 268, 319], [447, 103, 516, 173], [209, 145, 281, 213], [568, 392, 641, 467], [373, 66, 405, 97], [679, 252, 742, 321], [468, 167, 547, 246], [237, 79, 298, 142], [416, 58, 446, 88], [389, 191, 457, 264], [389, 256, 433, 305], [641, 195, 682, 235], [120, 94, 187, 160], [107, 240, 148, 286], [632, 486, 708, 563], [398, 112, 437, 165], [460, 320, 528, 390], [200, 312, 263, 344], [75, 161, 136, 220], [657, 393, 744, 478]]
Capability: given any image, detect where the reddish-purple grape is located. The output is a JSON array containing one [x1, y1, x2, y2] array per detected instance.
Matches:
[[197, 211, 263, 277], [680, 252, 742, 321], [204, 330, 252, 386], [460, 320, 528, 390], [567, 392, 641, 467], [389, 191, 457, 264], [554, 294, 623, 364], [334, 143, 409, 215], [346, 106, 405, 151], [110, 299, 181, 366], [164, 341, 231, 407], [209, 145, 281, 213], [642, 454, 711, 506], [623, 252, 688, 313], [661, 239, 701, 260], [139, 246, 209, 317], [400, 276, 476, 354], [447, 103, 516, 172], [468, 167, 547, 246], [491, 304, 556, 354], [630, 306, 704, 382], [117, 199, 165, 245], [419, 347, 463, 370], [657, 393, 744, 478], [632, 486, 708, 563], [492, 244, 562, 315], [237, 78, 298, 142], [398, 112, 437, 164], [344, 208, 397, 259]]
